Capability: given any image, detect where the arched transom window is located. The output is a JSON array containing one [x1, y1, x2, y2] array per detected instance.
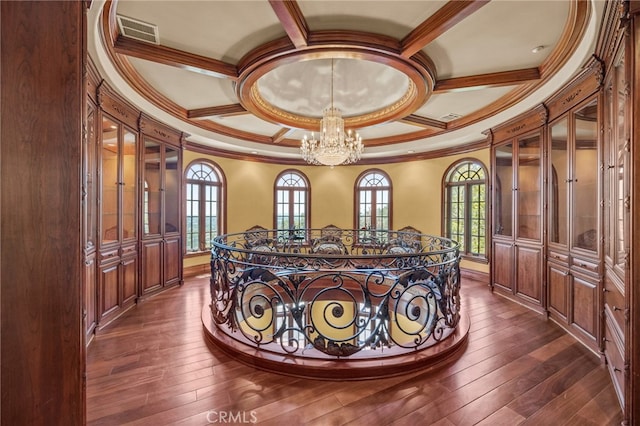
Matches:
[[443, 160, 487, 258], [185, 161, 224, 252]]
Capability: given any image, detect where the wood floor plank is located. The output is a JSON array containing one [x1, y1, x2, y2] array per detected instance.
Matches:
[[86, 276, 623, 425]]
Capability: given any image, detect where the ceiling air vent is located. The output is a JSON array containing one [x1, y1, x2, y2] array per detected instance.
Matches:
[[440, 113, 463, 122], [116, 15, 159, 44]]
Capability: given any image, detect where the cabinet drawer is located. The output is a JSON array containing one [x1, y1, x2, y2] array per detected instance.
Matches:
[[121, 244, 137, 257], [571, 255, 600, 275], [548, 250, 569, 263], [604, 316, 625, 407], [604, 275, 625, 336], [99, 248, 119, 264]]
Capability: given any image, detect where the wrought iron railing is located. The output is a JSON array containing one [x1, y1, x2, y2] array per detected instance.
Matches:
[[210, 228, 461, 358]]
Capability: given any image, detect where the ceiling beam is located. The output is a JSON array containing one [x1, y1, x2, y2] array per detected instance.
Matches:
[[113, 36, 238, 80], [187, 104, 247, 119], [272, 127, 295, 144], [400, 115, 448, 129], [401, 0, 491, 58], [268, 0, 309, 48], [433, 68, 541, 93]]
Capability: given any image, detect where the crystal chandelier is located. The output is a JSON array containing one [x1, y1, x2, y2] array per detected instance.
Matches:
[[301, 59, 363, 166]]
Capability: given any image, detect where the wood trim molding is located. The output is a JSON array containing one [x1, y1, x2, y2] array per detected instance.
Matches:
[[544, 57, 603, 121], [97, 0, 591, 159], [434, 68, 541, 93], [460, 267, 490, 285], [489, 103, 548, 143], [113, 36, 238, 80], [97, 82, 140, 129], [139, 113, 183, 146], [401, 0, 491, 58], [183, 263, 210, 278], [268, 0, 309, 49], [187, 104, 247, 119]]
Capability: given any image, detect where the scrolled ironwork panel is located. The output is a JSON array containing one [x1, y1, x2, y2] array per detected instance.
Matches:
[[210, 228, 461, 359]]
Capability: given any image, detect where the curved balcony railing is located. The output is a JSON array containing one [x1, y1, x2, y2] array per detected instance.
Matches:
[[209, 228, 461, 360]]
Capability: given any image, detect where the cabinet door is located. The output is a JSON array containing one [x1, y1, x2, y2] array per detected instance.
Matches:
[[571, 271, 598, 339], [84, 252, 97, 338], [516, 245, 542, 303], [549, 117, 569, 246], [493, 241, 513, 291], [122, 128, 137, 243], [142, 240, 162, 294], [494, 143, 513, 237], [517, 133, 542, 241], [164, 237, 181, 286], [101, 117, 119, 244], [85, 103, 98, 251], [548, 261, 569, 320], [613, 49, 629, 276], [143, 140, 162, 237], [99, 261, 120, 319], [122, 254, 138, 305], [164, 145, 180, 235], [572, 99, 599, 252]]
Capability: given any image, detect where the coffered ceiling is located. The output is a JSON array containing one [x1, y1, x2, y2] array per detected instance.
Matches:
[[88, 0, 603, 164]]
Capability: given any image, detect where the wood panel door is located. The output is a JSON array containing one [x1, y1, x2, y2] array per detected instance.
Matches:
[[515, 245, 542, 304], [492, 241, 513, 291], [570, 270, 598, 343], [99, 260, 120, 321], [122, 254, 138, 306], [547, 261, 569, 320], [84, 251, 97, 340], [164, 237, 181, 287], [142, 240, 162, 294]]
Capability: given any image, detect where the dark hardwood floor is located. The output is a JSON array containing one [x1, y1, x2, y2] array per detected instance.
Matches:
[[86, 275, 623, 425]]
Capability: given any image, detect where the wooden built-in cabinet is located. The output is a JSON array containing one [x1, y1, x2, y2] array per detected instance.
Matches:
[[545, 63, 603, 354], [96, 86, 139, 329], [490, 106, 546, 312], [81, 84, 185, 335], [488, 3, 640, 419], [600, 6, 632, 413], [139, 114, 184, 298], [83, 62, 100, 344]]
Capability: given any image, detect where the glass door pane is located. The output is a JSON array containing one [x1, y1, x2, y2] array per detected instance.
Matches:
[[143, 140, 162, 236], [517, 133, 541, 240], [572, 99, 598, 251], [614, 52, 628, 269], [122, 128, 137, 241], [549, 117, 568, 245], [164, 145, 180, 234], [86, 106, 97, 248], [494, 143, 513, 237], [101, 117, 119, 244]]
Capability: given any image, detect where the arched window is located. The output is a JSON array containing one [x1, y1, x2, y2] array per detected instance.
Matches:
[[355, 170, 391, 239], [443, 159, 487, 259], [185, 160, 224, 253], [274, 170, 309, 239]]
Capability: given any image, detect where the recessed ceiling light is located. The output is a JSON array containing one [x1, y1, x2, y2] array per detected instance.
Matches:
[[250, 151, 258, 155], [407, 150, 415, 154], [531, 45, 545, 54]]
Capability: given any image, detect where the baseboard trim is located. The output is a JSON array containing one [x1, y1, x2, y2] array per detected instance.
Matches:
[[460, 268, 489, 284], [184, 263, 210, 278]]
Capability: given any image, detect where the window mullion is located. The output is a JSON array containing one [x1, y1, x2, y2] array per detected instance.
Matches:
[[199, 183, 207, 251], [465, 182, 472, 255]]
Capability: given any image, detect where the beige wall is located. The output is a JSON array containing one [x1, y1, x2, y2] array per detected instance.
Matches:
[[183, 149, 490, 273]]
